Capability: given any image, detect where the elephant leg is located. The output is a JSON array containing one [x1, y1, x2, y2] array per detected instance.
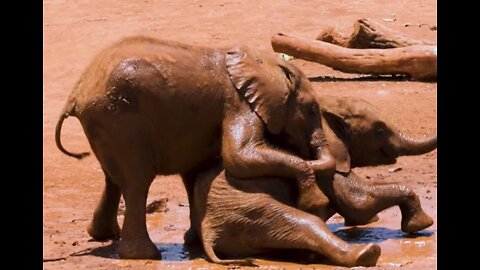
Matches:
[[118, 175, 158, 259], [329, 172, 433, 233], [214, 202, 380, 267], [93, 152, 158, 258], [180, 172, 200, 246], [87, 172, 121, 240]]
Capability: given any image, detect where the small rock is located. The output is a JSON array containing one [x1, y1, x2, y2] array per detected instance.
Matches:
[[277, 53, 295, 61], [163, 224, 176, 231], [146, 198, 169, 214], [72, 241, 79, 246], [179, 203, 189, 207], [388, 167, 402, 173]]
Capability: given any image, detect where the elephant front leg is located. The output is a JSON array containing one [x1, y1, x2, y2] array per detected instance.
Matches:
[[221, 111, 333, 216], [330, 172, 433, 233], [87, 172, 121, 241]]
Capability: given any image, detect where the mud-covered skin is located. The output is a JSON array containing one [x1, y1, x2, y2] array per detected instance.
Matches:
[[192, 163, 432, 267], [188, 96, 436, 266], [55, 37, 336, 259], [184, 95, 437, 244]]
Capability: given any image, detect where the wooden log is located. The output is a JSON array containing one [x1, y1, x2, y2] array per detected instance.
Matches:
[[316, 18, 434, 49], [271, 32, 436, 80]]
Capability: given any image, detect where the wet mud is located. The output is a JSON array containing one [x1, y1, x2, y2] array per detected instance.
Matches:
[[44, 0, 436, 269]]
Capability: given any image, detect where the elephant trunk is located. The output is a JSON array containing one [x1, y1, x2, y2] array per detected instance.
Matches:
[[394, 131, 437, 156]]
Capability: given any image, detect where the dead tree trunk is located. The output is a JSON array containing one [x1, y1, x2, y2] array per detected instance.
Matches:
[[271, 32, 436, 80], [316, 18, 434, 49]]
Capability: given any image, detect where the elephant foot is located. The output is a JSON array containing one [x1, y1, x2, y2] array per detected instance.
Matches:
[[183, 227, 200, 246], [344, 214, 379, 226], [297, 187, 330, 218], [350, 243, 381, 267], [332, 243, 380, 267], [119, 239, 160, 259], [87, 220, 121, 241], [401, 209, 434, 233]]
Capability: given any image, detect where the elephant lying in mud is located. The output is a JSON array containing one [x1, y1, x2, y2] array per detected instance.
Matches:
[[189, 96, 435, 267], [55, 37, 338, 259]]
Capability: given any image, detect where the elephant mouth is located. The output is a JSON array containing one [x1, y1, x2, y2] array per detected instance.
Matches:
[[380, 147, 397, 163]]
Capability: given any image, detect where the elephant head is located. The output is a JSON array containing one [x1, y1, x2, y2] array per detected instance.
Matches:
[[226, 46, 326, 160], [318, 96, 437, 171]]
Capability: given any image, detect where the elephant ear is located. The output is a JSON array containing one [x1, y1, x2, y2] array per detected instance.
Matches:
[[322, 111, 351, 173], [226, 46, 295, 134]]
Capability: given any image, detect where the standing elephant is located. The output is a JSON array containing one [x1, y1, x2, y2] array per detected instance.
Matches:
[[55, 37, 337, 259], [189, 96, 436, 266]]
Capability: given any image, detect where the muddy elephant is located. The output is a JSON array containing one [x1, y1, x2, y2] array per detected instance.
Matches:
[[318, 95, 437, 172], [190, 97, 436, 266], [55, 37, 338, 259], [192, 164, 433, 267]]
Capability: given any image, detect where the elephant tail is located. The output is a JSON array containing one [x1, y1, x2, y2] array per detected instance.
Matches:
[[202, 240, 256, 266], [55, 101, 90, 160], [200, 226, 256, 266]]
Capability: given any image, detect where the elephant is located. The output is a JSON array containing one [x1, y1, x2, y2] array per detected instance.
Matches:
[[318, 95, 436, 226], [318, 95, 437, 171], [189, 96, 436, 266], [55, 36, 338, 259], [191, 164, 433, 267]]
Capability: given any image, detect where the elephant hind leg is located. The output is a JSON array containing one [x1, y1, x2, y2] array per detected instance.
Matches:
[[215, 201, 380, 267], [118, 172, 159, 259], [87, 171, 121, 241], [256, 208, 380, 267]]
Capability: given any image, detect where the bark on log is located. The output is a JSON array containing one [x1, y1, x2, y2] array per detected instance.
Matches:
[[271, 32, 436, 80], [316, 18, 434, 49]]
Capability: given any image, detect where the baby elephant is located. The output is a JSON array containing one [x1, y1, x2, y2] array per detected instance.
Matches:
[[191, 164, 433, 267], [189, 95, 435, 267]]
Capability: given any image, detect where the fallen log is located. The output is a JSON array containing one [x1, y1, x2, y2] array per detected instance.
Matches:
[[316, 18, 434, 49], [271, 32, 436, 80]]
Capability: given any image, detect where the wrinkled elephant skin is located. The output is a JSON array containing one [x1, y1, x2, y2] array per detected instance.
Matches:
[[191, 164, 433, 266]]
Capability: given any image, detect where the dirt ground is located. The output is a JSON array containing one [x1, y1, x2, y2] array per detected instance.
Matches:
[[43, 0, 437, 269]]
